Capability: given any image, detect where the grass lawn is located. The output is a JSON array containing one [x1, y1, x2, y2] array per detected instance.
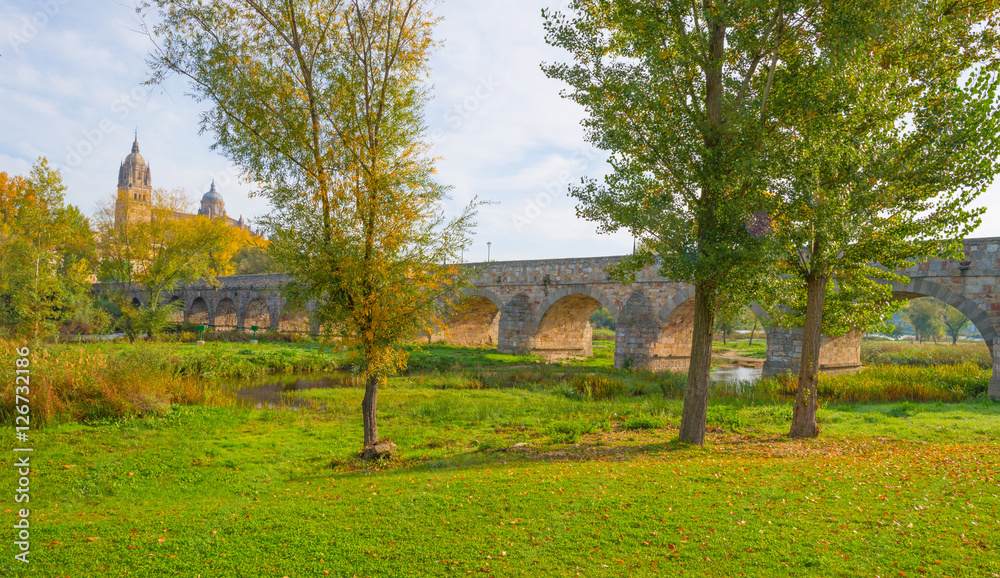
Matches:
[[3, 372, 1000, 576], [712, 339, 768, 360]]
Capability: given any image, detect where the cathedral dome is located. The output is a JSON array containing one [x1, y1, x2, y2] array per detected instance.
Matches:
[[124, 137, 146, 167], [199, 180, 226, 219], [202, 181, 224, 202]]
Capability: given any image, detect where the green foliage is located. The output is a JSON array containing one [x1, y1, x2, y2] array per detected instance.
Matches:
[[589, 306, 615, 331], [570, 373, 627, 400], [0, 158, 97, 339], [230, 244, 279, 275], [548, 419, 599, 444], [591, 327, 616, 341], [898, 297, 973, 345], [904, 298, 946, 343]]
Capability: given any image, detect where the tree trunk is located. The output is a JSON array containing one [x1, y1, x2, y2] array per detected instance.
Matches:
[[679, 286, 716, 446], [789, 273, 828, 438], [749, 317, 758, 346], [362, 373, 379, 448]]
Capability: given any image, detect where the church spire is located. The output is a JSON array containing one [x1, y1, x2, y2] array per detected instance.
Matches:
[[132, 129, 139, 154]]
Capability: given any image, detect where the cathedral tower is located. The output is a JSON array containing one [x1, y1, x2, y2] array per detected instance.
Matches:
[[114, 133, 152, 228]]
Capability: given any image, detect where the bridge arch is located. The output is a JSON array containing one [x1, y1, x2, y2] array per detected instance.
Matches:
[[243, 298, 272, 331], [534, 286, 619, 330], [434, 290, 504, 347], [614, 287, 698, 371], [532, 287, 617, 359], [889, 277, 996, 350], [188, 297, 210, 325], [215, 298, 238, 329], [656, 287, 694, 325], [279, 302, 311, 332]]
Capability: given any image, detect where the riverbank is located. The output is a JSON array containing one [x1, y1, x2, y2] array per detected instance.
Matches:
[[2, 340, 992, 427]]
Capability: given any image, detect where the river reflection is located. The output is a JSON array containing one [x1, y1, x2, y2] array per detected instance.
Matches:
[[234, 372, 355, 409], [710, 366, 763, 384]]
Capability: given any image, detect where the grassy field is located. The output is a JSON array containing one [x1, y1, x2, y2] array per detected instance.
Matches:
[[2, 339, 998, 576], [3, 387, 999, 576]]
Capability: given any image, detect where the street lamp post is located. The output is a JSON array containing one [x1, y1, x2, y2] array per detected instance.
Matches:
[[487, 241, 492, 262]]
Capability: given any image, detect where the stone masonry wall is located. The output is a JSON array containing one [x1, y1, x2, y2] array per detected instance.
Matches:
[[93, 236, 1000, 397], [762, 329, 863, 377]]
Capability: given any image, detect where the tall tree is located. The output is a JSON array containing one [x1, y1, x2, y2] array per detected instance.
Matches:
[[145, 0, 478, 457], [542, 1, 879, 445], [764, 2, 1000, 437]]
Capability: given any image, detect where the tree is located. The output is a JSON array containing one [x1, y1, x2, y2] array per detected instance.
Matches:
[[941, 306, 971, 346], [0, 159, 96, 340], [543, 1, 903, 445], [590, 306, 615, 331], [145, 0, 479, 457], [764, 2, 1000, 437], [714, 308, 746, 345], [96, 188, 255, 339], [905, 298, 945, 344], [232, 244, 279, 275]]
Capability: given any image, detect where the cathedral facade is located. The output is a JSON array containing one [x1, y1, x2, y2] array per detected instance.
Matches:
[[114, 135, 251, 231]]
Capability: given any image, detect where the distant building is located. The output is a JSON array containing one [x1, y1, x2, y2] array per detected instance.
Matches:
[[114, 134, 251, 231]]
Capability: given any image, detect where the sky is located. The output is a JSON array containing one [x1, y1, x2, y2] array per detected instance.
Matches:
[[1, 0, 998, 263]]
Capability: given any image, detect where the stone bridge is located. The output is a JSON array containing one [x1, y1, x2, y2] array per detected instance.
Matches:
[[95, 237, 1000, 397]]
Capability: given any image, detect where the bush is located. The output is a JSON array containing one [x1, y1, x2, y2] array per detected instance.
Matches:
[[571, 373, 627, 400]]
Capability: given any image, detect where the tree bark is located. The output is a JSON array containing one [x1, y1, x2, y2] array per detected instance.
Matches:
[[678, 1, 726, 448], [362, 373, 379, 448], [789, 272, 828, 438], [679, 285, 716, 446]]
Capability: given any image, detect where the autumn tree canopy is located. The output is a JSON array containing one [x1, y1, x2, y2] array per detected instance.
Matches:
[[145, 0, 479, 456], [0, 159, 97, 339]]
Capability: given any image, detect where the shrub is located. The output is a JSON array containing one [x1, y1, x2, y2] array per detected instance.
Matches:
[[571, 373, 626, 400]]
